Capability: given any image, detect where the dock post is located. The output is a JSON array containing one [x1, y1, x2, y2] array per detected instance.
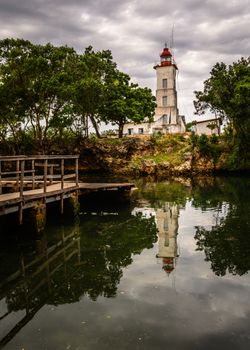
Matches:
[[28, 200, 46, 234], [32, 159, 35, 189], [43, 159, 48, 193], [75, 158, 79, 187], [0, 160, 2, 195], [16, 159, 20, 192], [65, 191, 80, 220], [18, 160, 25, 225], [60, 159, 64, 214]]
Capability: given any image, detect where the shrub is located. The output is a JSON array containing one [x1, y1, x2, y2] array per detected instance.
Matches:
[[197, 134, 210, 155], [210, 134, 219, 144]]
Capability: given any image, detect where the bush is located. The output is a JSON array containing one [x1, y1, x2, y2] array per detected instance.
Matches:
[[190, 134, 223, 164], [150, 131, 163, 142], [210, 134, 219, 144], [176, 134, 185, 142], [197, 134, 210, 155]]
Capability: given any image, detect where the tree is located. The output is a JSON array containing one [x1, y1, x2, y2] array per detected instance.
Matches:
[[100, 71, 156, 138], [0, 38, 78, 152], [194, 57, 250, 165], [70, 47, 118, 138], [0, 39, 30, 151], [185, 120, 196, 132]]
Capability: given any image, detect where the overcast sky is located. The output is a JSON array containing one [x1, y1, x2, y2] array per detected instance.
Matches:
[[0, 0, 249, 121]]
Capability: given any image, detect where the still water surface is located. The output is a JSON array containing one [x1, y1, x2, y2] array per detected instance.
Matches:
[[0, 176, 250, 350]]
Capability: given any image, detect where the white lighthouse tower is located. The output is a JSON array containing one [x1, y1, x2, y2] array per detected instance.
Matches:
[[123, 44, 185, 136], [153, 45, 185, 133]]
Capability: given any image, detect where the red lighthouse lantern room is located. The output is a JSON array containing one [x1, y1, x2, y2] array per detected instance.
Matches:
[[160, 46, 173, 66]]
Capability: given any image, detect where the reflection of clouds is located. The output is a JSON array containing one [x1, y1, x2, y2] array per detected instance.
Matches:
[[117, 246, 250, 345], [179, 201, 216, 227], [5, 199, 250, 349], [131, 207, 156, 219], [27, 245, 249, 350]]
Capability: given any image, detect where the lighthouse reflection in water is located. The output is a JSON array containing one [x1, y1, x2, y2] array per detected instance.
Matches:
[[132, 201, 179, 275]]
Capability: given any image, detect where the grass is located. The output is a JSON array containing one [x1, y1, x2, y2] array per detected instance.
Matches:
[[131, 136, 191, 168]]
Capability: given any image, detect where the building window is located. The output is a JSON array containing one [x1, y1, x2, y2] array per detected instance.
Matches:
[[162, 79, 167, 88], [162, 96, 167, 106], [128, 128, 133, 135], [138, 128, 144, 134]]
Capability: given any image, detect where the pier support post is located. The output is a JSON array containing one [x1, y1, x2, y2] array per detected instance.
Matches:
[[65, 191, 80, 219], [28, 201, 46, 234]]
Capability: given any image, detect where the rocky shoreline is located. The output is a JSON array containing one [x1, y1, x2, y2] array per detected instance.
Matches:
[[76, 136, 234, 177]]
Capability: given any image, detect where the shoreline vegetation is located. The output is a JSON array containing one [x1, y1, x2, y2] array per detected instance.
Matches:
[[2, 133, 248, 178], [75, 134, 250, 177]]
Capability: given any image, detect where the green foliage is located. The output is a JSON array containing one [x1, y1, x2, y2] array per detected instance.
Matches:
[[0, 38, 78, 152], [149, 131, 164, 144], [185, 121, 196, 132], [190, 133, 222, 160], [100, 71, 156, 138], [0, 38, 156, 153], [131, 135, 191, 169], [196, 134, 210, 155], [210, 134, 219, 144], [194, 57, 250, 165], [176, 134, 185, 142]]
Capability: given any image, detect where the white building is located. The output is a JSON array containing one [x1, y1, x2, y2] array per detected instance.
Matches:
[[124, 45, 186, 136], [191, 118, 221, 136]]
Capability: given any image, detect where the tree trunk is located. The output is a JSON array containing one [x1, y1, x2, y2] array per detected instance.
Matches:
[[118, 123, 124, 138], [89, 114, 101, 138]]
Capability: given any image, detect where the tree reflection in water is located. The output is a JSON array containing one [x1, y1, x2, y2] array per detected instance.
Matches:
[[0, 208, 158, 347], [136, 176, 250, 277], [1, 176, 250, 349], [192, 177, 250, 276], [77, 211, 158, 300]]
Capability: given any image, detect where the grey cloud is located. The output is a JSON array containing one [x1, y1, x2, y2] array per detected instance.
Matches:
[[0, 0, 249, 120]]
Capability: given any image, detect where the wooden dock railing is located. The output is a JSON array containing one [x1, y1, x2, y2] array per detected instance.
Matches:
[[0, 156, 135, 229], [0, 155, 79, 196]]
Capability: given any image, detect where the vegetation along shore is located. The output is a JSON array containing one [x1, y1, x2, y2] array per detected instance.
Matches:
[[0, 38, 249, 175]]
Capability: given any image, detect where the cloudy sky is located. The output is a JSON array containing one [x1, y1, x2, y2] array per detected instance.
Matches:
[[0, 0, 249, 121]]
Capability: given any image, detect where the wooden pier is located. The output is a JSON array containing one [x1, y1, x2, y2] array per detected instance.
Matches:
[[0, 155, 135, 230]]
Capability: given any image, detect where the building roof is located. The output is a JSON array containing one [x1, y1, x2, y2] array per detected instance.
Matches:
[[194, 118, 221, 125], [160, 47, 172, 57]]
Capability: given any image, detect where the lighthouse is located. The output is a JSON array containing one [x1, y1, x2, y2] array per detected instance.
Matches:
[[153, 45, 185, 133], [123, 44, 185, 136]]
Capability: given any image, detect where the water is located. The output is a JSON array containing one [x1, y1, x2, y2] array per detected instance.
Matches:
[[0, 176, 250, 350]]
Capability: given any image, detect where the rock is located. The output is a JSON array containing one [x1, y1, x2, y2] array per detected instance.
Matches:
[[173, 160, 192, 174], [166, 146, 174, 153], [182, 152, 193, 161], [158, 162, 171, 170], [140, 159, 157, 175]]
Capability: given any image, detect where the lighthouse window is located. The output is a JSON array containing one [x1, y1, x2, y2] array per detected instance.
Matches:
[[162, 79, 168, 88], [162, 96, 168, 106]]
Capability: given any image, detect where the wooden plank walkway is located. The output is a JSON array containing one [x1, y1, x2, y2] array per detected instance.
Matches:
[[0, 155, 134, 221], [0, 182, 134, 218], [0, 182, 77, 206], [79, 182, 134, 191], [0, 182, 134, 207]]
